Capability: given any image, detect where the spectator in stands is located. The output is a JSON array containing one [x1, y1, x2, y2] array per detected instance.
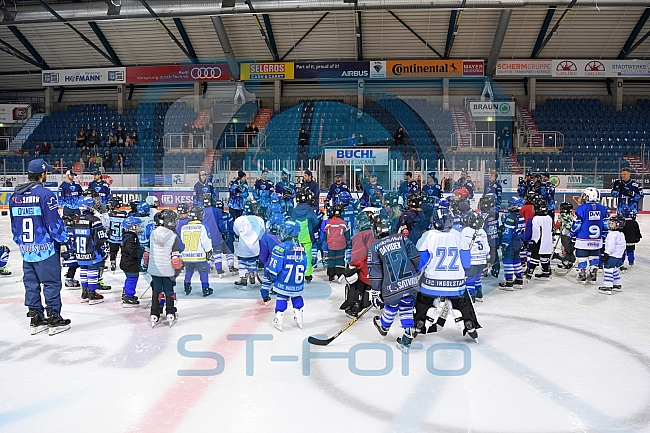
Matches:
[[103, 150, 113, 170], [108, 131, 117, 147], [116, 125, 126, 144], [89, 131, 99, 148], [81, 145, 90, 170], [90, 153, 102, 171], [393, 127, 405, 146], [250, 123, 259, 145], [124, 136, 131, 148], [52, 161, 63, 174], [182, 122, 191, 148], [241, 123, 253, 147], [76, 128, 86, 147], [42, 140, 51, 156], [348, 134, 358, 147], [499, 125, 511, 154], [130, 131, 138, 147], [117, 152, 125, 170], [4, 177, 12, 187], [34, 144, 41, 156], [85, 124, 93, 140], [110, 123, 117, 136]]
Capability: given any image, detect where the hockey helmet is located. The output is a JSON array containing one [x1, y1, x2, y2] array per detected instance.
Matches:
[[609, 214, 626, 231], [266, 213, 286, 235], [145, 195, 159, 208], [214, 200, 225, 210], [81, 188, 99, 199], [534, 198, 548, 216], [268, 202, 283, 216], [453, 187, 470, 201], [122, 216, 141, 232], [243, 201, 255, 215], [270, 192, 282, 204], [78, 196, 95, 212], [479, 194, 496, 212], [508, 196, 524, 212], [432, 206, 454, 232], [354, 209, 372, 233], [332, 203, 344, 217], [339, 191, 352, 205], [129, 200, 139, 214], [370, 214, 389, 239], [176, 203, 189, 217], [62, 212, 78, 227], [157, 209, 178, 230], [296, 189, 309, 204], [109, 196, 123, 210], [465, 211, 486, 230], [280, 220, 301, 241], [525, 190, 539, 204], [581, 187, 600, 203], [406, 193, 422, 209], [559, 202, 573, 214], [136, 201, 150, 217], [188, 206, 204, 222], [325, 206, 335, 218], [202, 193, 213, 208], [457, 200, 471, 213], [282, 189, 293, 201], [384, 191, 400, 208]]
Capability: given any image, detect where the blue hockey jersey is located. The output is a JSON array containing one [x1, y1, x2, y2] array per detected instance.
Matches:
[[87, 180, 112, 205], [539, 181, 556, 211], [71, 213, 107, 266], [228, 180, 249, 210], [259, 232, 282, 269], [362, 182, 385, 207], [254, 179, 275, 208], [398, 180, 420, 200], [612, 178, 644, 214], [193, 180, 215, 206], [107, 209, 128, 245], [341, 201, 358, 237], [500, 211, 525, 253], [483, 209, 499, 247], [368, 233, 421, 304], [10, 182, 68, 262], [325, 181, 349, 205], [571, 201, 608, 250], [484, 180, 503, 208], [268, 241, 308, 297], [422, 183, 443, 199], [219, 211, 235, 252], [202, 205, 227, 247], [58, 180, 81, 210]]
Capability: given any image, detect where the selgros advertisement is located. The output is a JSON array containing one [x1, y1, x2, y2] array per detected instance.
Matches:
[[240, 62, 294, 80], [324, 148, 389, 166], [126, 64, 230, 83], [294, 61, 369, 79], [552, 59, 650, 77], [0, 104, 31, 124], [469, 101, 515, 117], [496, 60, 552, 76], [42, 67, 126, 86]]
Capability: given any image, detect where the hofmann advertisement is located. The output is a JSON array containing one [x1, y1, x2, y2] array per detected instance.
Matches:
[[240, 62, 294, 80], [42, 67, 126, 86], [324, 148, 389, 166]]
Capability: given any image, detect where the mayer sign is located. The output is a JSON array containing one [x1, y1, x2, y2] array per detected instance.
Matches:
[[324, 148, 389, 166]]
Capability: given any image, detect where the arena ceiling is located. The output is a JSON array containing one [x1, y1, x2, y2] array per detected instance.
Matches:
[[0, 1, 648, 77]]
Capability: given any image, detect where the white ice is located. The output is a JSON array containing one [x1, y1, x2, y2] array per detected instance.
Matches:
[[2, 216, 650, 433]]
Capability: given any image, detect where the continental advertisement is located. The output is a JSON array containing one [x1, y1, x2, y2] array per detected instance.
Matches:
[[384, 60, 466, 78], [240, 62, 294, 80]]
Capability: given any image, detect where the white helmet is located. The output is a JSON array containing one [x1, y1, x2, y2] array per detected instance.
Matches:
[[581, 187, 599, 202], [145, 195, 159, 208]]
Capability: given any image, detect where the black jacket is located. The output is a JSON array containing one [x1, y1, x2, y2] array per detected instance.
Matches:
[[120, 231, 140, 273]]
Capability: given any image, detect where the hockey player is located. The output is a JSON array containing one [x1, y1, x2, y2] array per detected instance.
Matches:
[[479, 194, 500, 278], [398, 171, 420, 202], [73, 196, 109, 305], [420, 193, 437, 227], [449, 188, 471, 231], [484, 171, 503, 209], [233, 212, 266, 288], [368, 214, 421, 353], [145, 196, 159, 219], [339, 190, 359, 262], [62, 213, 81, 288], [253, 169, 274, 220], [619, 205, 641, 272], [517, 172, 533, 198], [361, 172, 386, 207], [275, 169, 296, 214], [323, 204, 349, 282], [107, 196, 128, 272], [291, 189, 319, 283], [200, 194, 227, 277], [325, 172, 350, 206], [540, 172, 556, 223], [181, 206, 214, 297], [384, 191, 402, 233], [259, 213, 285, 305], [135, 201, 154, 266], [147, 209, 183, 328], [87, 170, 112, 205], [498, 197, 526, 291], [599, 214, 627, 295], [612, 167, 644, 216], [193, 170, 214, 206], [0, 244, 10, 276], [228, 170, 249, 220], [571, 187, 607, 284], [520, 190, 538, 266], [525, 198, 554, 280], [454, 171, 475, 199], [556, 202, 576, 271], [462, 211, 489, 302], [215, 200, 237, 275], [176, 203, 190, 245], [397, 193, 429, 245], [120, 216, 141, 307], [309, 191, 325, 269], [422, 172, 443, 199], [339, 211, 376, 318], [268, 220, 308, 331], [414, 206, 479, 343], [82, 190, 112, 293], [58, 169, 81, 215]]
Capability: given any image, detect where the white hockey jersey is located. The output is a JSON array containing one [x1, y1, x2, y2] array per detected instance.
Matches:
[[461, 227, 489, 265], [180, 221, 212, 262], [531, 215, 554, 255], [604, 231, 626, 259], [418, 229, 467, 297]]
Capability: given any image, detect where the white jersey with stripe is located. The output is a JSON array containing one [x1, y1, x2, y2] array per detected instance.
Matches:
[[461, 227, 489, 265], [418, 229, 466, 297], [531, 215, 554, 254], [180, 221, 212, 262]]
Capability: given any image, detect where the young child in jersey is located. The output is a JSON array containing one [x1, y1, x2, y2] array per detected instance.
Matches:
[[498, 197, 526, 290], [462, 211, 489, 302], [0, 245, 11, 275], [556, 202, 576, 270], [62, 213, 81, 288], [176, 203, 190, 245], [181, 206, 214, 297], [107, 196, 128, 272], [323, 204, 349, 282], [82, 189, 111, 292], [233, 213, 266, 289], [268, 220, 308, 331], [120, 216, 141, 307], [526, 198, 554, 280], [200, 194, 227, 277], [259, 213, 285, 305], [479, 194, 500, 278], [215, 200, 237, 275], [599, 214, 627, 295], [619, 206, 641, 272], [571, 187, 608, 284]]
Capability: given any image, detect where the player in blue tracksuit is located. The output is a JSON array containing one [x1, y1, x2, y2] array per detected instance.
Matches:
[[422, 172, 443, 199], [361, 172, 385, 207], [275, 169, 296, 215], [398, 171, 420, 203], [87, 170, 112, 206], [11, 159, 70, 335], [517, 172, 533, 198], [539, 172, 556, 222], [107, 196, 128, 272], [498, 197, 526, 290], [484, 170, 503, 210], [571, 187, 608, 284], [339, 191, 357, 262], [396, 193, 429, 245], [58, 170, 81, 215], [480, 194, 501, 278], [611, 167, 644, 217], [420, 193, 437, 226], [215, 200, 237, 274], [228, 170, 249, 220], [259, 213, 285, 304], [325, 173, 350, 206], [193, 170, 215, 206], [253, 169, 275, 220], [311, 196, 325, 269], [268, 220, 308, 331], [200, 194, 227, 276]]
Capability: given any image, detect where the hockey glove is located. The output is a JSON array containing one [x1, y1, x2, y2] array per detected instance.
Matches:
[[143, 251, 150, 266], [613, 179, 623, 190], [602, 252, 609, 262], [171, 253, 183, 271], [369, 289, 384, 309], [60, 245, 70, 261], [206, 250, 213, 261], [1, 245, 10, 254], [500, 244, 509, 256]]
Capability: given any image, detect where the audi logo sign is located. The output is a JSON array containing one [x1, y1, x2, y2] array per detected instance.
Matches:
[[191, 67, 223, 80]]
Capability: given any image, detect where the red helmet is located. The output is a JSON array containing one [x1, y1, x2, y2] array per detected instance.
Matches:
[[454, 187, 469, 200]]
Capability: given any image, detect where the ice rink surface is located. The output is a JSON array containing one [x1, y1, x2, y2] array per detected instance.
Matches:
[[2, 216, 650, 433]]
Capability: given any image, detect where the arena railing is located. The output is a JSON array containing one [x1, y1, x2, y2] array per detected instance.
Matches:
[[222, 131, 266, 149], [450, 131, 496, 148], [164, 133, 208, 149]]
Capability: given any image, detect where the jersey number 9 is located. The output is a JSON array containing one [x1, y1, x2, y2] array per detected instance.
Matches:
[[22, 218, 33, 243]]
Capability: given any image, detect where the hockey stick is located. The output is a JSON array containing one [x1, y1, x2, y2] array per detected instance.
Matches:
[[308, 305, 373, 346]]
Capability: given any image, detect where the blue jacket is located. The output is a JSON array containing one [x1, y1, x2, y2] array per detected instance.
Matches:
[[253, 179, 275, 208], [484, 180, 503, 208], [612, 178, 644, 214], [193, 180, 215, 206], [326, 181, 350, 205], [422, 183, 443, 199], [87, 180, 112, 205], [58, 180, 81, 210]]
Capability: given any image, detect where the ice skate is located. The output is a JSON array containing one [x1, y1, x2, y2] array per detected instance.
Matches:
[[618, 265, 628, 273], [0, 266, 11, 276], [373, 316, 389, 337], [97, 280, 111, 291], [184, 282, 192, 295], [29, 308, 48, 335], [513, 277, 524, 289], [465, 320, 479, 344], [535, 270, 551, 280], [167, 313, 178, 327], [65, 278, 80, 289], [217, 268, 225, 278], [524, 269, 534, 281], [46, 308, 71, 336], [202, 287, 213, 297], [229, 265, 238, 275], [273, 311, 284, 331], [151, 315, 162, 328], [80, 288, 89, 303], [587, 269, 597, 285], [234, 276, 248, 290], [110, 260, 116, 272], [263, 296, 271, 306], [498, 279, 514, 291], [613, 285, 622, 292], [294, 308, 303, 329], [305, 275, 313, 284], [396, 329, 414, 354], [248, 272, 256, 285], [598, 286, 612, 295], [577, 269, 587, 284], [88, 290, 104, 305], [345, 303, 360, 319], [122, 296, 140, 308]]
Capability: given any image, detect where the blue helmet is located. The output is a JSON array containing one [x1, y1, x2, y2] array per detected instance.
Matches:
[[339, 191, 352, 205], [136, 201, 151, 217], [268, 202, 283, 216], [508, 196, 525, 211], [281, 220, 301, 240], [266, 212, 286, 234], [270, 192, 282, 204], [432, 206, 454, 232], [123, 216, 141, 231], [78, 196, 95, 211]]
